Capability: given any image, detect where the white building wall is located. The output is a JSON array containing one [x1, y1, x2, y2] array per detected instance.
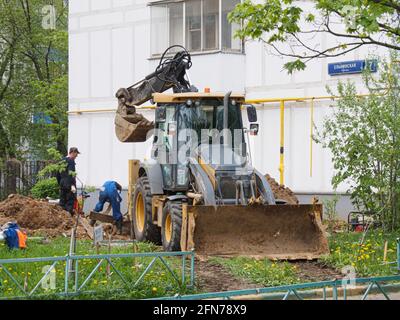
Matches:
[[68, 0, 389, 199]]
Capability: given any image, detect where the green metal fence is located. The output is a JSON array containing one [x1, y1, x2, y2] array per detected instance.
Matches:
[[153, 275, 400, 300], [0, 251, 195, 299], [154, 239, 400, 300], [1, 239, 399, 300]]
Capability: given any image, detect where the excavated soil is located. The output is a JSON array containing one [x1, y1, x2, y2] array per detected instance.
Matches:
[[265, 174, 299, 204], [196, 259, 342, 293], [0, 194, 87, 238], [291, 261, 343, 282], [196, 259, 259, 292]]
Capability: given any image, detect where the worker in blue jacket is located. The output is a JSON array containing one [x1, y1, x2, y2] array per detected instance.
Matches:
[[94, 181, 123, 233]]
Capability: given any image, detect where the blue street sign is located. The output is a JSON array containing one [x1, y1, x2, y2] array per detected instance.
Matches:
[[328, 60, 377, 76]]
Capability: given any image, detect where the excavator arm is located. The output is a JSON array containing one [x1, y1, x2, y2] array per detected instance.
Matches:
[[115, 46, 197, 142]]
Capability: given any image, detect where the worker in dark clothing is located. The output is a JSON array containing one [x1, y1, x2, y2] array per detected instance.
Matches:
[[94, 181, 123, 233], [56, 147, 80, 215]]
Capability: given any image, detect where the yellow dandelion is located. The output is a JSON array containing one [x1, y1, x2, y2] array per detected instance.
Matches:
[[152, 287, 158, 293]]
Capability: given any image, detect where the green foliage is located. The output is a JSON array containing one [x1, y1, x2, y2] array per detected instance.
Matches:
[[83, 186, 97, 193], [0, 238, 196, 299], [211, 257, 300, 287], [30, 177, 59, 199], [229, 0, 400, 73], [284, 60, 306, 74], [316, 54, 400, 230], [320, 230, 399, 277], [322, 194, 341, 232], [37, 147, 66, 178], [0, 0, 68, 160], [32, 148, 67, 199]]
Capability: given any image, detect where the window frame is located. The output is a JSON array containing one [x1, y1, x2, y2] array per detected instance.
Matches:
[[149, 0, 243, 58]]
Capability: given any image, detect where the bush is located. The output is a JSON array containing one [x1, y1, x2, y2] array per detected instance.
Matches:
[[31, 177, 59, 200], [316, 54, 400, 231]]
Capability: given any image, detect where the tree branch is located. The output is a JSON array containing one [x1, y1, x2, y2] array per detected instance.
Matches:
[[266, 39, 365, 61], [370, 0, 400, 13]]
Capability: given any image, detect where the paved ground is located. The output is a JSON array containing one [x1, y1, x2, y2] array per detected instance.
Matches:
[[345, 292, 400, 300]]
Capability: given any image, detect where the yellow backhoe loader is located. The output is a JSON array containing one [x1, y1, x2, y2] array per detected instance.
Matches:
[[115, 46, 329, 260]]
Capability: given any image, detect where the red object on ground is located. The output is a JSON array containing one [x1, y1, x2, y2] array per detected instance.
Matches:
[[355, 225, 364, 232]]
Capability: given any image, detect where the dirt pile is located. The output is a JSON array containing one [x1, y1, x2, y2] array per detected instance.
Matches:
[[265, 174, 299, 204], [196, 260, 259, 292], [0, 194, 85, 238]]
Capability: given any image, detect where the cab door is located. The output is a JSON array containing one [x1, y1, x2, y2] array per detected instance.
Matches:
[[152, 105, 177, 190]]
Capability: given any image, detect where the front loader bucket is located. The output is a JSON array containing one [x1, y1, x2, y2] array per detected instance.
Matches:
[[115, 113, 154, 143], [181, 204, 329, 260]]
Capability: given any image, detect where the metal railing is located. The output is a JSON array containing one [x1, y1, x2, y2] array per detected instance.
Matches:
[[153, 275, 400, 300], [155, 239, 400, 300], [0, 251, 195, 299], [0, 160, 47, 200]]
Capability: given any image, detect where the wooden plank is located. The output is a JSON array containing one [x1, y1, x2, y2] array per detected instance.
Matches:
[[104, 204, 112, 215], [80, 218, 94, 240], [89, 211, 115, 224], [383, 241, 388, 262]]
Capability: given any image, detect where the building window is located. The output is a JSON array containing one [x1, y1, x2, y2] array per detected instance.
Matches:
[[150, 0, 242, 56]]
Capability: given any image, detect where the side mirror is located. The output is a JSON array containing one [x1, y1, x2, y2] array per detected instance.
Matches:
[[249, 123, 259, 136], [246, 105, 257, 123], [156, 106, 166, 122]]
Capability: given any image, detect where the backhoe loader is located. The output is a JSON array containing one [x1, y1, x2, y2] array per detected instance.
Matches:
[[115, 46, 329, 259]]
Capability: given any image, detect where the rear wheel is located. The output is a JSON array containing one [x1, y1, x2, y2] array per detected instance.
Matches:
[[161, 201, 182, 251], [132, 177, 161, 244]]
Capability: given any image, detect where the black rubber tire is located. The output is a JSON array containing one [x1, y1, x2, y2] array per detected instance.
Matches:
[[132, 177, 161, 244], [161, 201, 182, 252]]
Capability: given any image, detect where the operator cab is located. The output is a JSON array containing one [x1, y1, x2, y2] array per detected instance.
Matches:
[[151, 92, 258, 192]]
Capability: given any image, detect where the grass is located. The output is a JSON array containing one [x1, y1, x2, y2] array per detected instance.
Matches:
[[210, 257, 301, 287], [1, 228, 398, 299], [209, 229, 400, 288], [0, 238, 195, 299], [320, 229, 400, 277]]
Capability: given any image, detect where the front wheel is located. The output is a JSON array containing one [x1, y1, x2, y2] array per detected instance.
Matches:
[[132, 177, 161, 244], [161, 201, 182, 251]]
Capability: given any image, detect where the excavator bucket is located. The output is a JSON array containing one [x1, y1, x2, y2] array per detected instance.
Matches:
[[181, 204, 329, 260], [115, 113, 154, 143]]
